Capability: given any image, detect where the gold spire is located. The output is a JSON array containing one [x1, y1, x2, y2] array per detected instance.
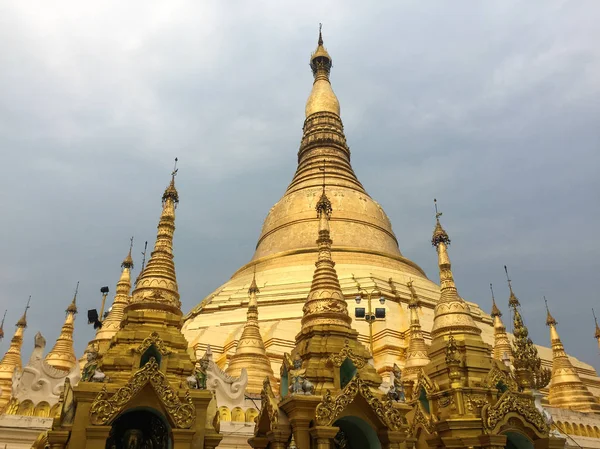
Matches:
[[594, 309, 600, 352], [0, 298, 30, 409], [490, 283, 512, 362], [403, 279, 430, 380], [45, 283, 78, 372], [0, 310, 6, 343], [305, 24, 340, 117], [301, 181, 351, 329], [94, 240, 135, 344], [129, 159, 181, 313], [429, 200, 481, 339], [505, 267, 550, 391], [545, 298, 599, 411], [225, 271, 277, 394]]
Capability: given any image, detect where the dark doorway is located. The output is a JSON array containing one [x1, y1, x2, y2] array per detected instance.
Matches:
[[106, 408, 171, 449], [333, 416, 381, 449]]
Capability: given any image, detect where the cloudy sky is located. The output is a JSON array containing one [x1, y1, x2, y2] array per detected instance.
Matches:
[[0, 1, 599, 371]]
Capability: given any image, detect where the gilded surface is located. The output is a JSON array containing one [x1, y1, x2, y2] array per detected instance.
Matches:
[[89, 357, 195, 428], [255, 377, 279, 433], [315, 374, 405, 430], [409, 404, 435, 436], [482, 364, 518, 392], [482, 391, 549, 434]]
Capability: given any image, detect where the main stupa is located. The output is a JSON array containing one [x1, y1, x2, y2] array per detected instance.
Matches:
[[181, 31, 599, 394]]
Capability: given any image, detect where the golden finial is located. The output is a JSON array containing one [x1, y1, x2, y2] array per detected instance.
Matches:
[[0, 310, 6, 342], [316, 159, 332, 218], [310, 24, 332, 77], [162, 157, 179, 206], [431, 199, 450, 247], [544, 296, 557, 327], [16, 296, 31, 328], [122, 236, 134, 269], [593, 309, 600, 340], [504, 265, 520, 308], [66, 282, 79, 315], [248, 266, 260, 296], [490, 283, 501, 318], [135, 240, 148, 286]]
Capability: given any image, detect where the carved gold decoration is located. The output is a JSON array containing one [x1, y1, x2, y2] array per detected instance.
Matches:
[[327, 340, 367, 369], [409, 404, 435, 436], [465, 394, 487, 412], [436, 393, 454, 409], [482, 391, 549, 434], [89, 358, 194, 428], [255, 377, 279, 433], [482, 364, 518, 392], [315, 374, 405, 431], [135, 332, 172, 356], [411, 370, 438, 401]]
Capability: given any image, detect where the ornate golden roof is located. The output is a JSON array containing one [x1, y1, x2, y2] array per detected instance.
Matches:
[[45, 286, 78, 372], [306, 26, 338, 117], [225, 272, 277, 394]]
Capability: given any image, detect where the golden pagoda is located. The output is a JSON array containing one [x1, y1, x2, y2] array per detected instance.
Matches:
[[251, 179, 411, 449], [45, 284, 78, 372], [545, 299, 600, 412], [404, 206, 564, 449], [489, 283, 512, 363], [224, 272, 277, 394], [402, 279, 430, 381], [0, 299, 30, 410], [43, 165, 221, 449]]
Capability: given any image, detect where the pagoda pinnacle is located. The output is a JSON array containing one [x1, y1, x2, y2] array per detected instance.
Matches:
[[301, 185, 351, 329], [0, 298, 31, 409], [45, 283, 79, 372], [94, 240, 135, 344], [0, 310, 6, 343], [403, 279, 430, 380], [429, 200, 481, 339], [129, 159, 181, 314], [545, 298, 599, 411], [225, 271, 277, 394], [305, 24, 340, 117], [506, 270, 550, 391], [594, 309, 600, 352], [489, 283, 512, 362]]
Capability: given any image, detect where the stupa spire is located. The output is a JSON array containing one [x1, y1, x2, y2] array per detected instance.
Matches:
[[301, 171, 351, 330], [129, 158, 181, 313], [225, 270, 277, 394], [594, 309, 600, 352], [489, 283, 512, 362], [94, 239, 135, 344], [0, 298, 30, 409], [430, 199, 481, 339], [505, 268, 550, 391], [545, 298, 599, 411], [45, 283, 79, 372], [402, 279, 430, 380], [306, 24, 338, 117], [0, 310, 6, 343]]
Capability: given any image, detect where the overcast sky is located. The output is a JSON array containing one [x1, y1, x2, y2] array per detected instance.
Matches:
[[0, 1, 599, 371]]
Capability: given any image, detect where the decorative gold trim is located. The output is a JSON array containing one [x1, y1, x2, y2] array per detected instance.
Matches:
[[255, 377, 279, 434], [89, 358, 194, 428], [409, 403, 435, 436], [481, 391, 549, 434], [326, 340, 367, 369], [135, 332, 172, 356], [411, 369, 438, 401], [482, 364, 518, 392], [315, 374, 405, 431]]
